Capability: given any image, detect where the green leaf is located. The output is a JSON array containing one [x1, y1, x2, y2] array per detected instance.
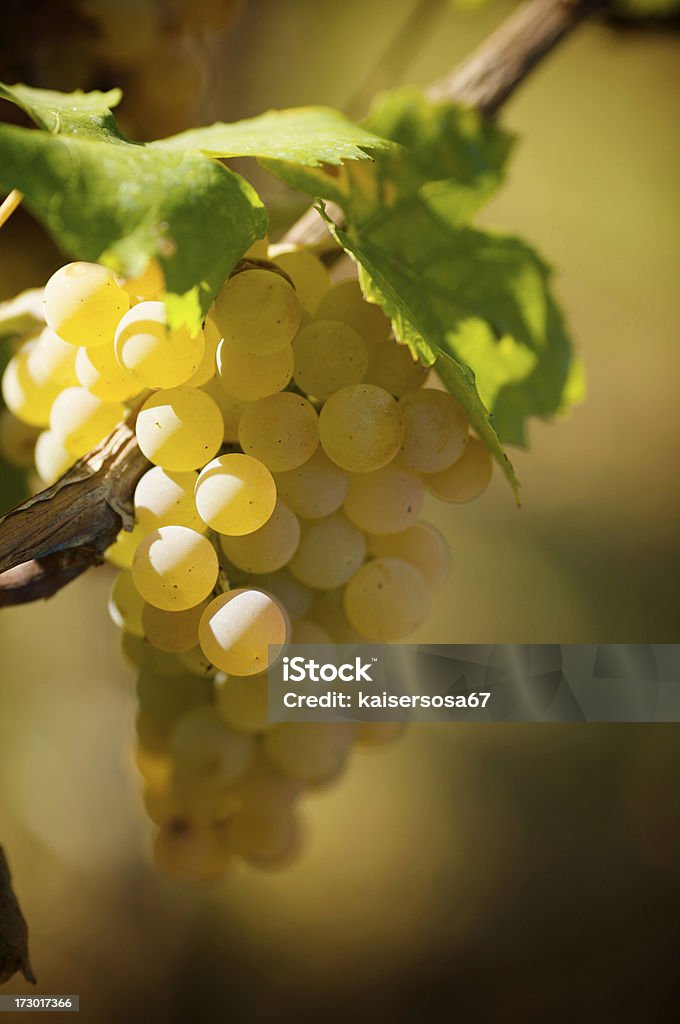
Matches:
[[155, 106, 391, 165], [0, 82, 124, 139]]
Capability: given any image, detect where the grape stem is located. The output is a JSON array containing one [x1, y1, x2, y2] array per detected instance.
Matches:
[[0, 0, 608, 606], [0, 847, 35, 985]]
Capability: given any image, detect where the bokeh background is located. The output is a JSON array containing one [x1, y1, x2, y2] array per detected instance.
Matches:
[[1, 1, 679, 1020]]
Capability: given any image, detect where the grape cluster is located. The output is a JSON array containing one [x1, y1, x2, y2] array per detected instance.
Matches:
[[1, 242, 493, 880]]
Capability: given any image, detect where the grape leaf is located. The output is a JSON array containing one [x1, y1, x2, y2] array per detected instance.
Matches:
[[154, 107, 390, 165], [0, 84, 389, 332]]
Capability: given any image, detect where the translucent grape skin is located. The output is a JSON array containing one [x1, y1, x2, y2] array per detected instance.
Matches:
[[288, 511, 366, 590], [134, 467, 206, 533], [75, 342, 142, 402], [269, 244, 331, 313], [209, 269, 301, 356], [344, 557, 431, 641], [319, 383, 404, 473], [219, 499, 300, 574], [274, 448, 349, 519], [364, 337, 428, 397], [216, 334, 294, 401], [114, 301, 205, 388], [398, 388, 469, 473], [132, 525, 219, 611], [2, 343, 62, 427], [238, 393, 319, 473], [135, 386, 223, 472], [194, 453, 277, 536], [108, 570, 146, 637], [43, 261, 129, 347], [423, 437, 493, 503], [142, 601, 207, 653], [343, 464, 424, 535], [367, 521, 451, 589], [316, 280, 391, 344], [199, 588, 289, 677], [292, 319, 368, 399], [49, 386, 125, 457], [29, 327, 78, 387]]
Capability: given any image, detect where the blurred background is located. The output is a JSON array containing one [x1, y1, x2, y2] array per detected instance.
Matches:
[[1, 1, 679, 1020]]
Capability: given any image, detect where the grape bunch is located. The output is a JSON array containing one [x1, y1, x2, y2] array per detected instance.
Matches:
[[0, 243, 493, 881]]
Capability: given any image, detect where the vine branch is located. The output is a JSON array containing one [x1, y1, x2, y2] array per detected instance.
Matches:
[[0, 0, 607, 605]]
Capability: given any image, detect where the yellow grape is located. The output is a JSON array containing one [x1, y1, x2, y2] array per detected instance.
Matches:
[[265, 570, 313, 622], [288, 511, 366, 590], [316, 279, 390, 344], [105, 523, 148, 570], [365, 337, 428, 397], [134, 467, 205, 533], [114, 301, 205, 388], [199, 588, 289, 676], [115, 259, 165, 298], [200, 376, 248, 443], [398, 388, 469, 472], [367, 522, 451, 589], [178, 645, 217, 679], [186, 314, 220, 387], [308, 591, 363, 644], [216, 335, 293, 401], [121, 633, 187, 677], [49, 386, 125, 457], [132, 525, 219, 611], [108, 570, 145, 637], [238, 392, 319, 472], [292, 319, 368, 399], [269, 244, 331, 313], [2, 343, 61, 427], [75, 342, 142, 401], [344, 557, 430, 641], [274, 448, 349, 519], [225, 807, 302, 870], [215, 673, 270, 734], [135, 386, 223, 471], [195, 453, 276, 536], [423, 437, 493, 503], [344, 464, 424, 535], [319, 383, 404, 472], [263, 723, 354, 785], [291, 619, 333, 645], [142, 601, 207, 653], [219, 498, 300, 574], [209, 269, 301, 356], [28, 327, 78, 386], [43, 261, 129, 347]]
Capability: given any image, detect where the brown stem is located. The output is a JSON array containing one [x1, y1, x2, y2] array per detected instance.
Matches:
[[0, 847, 35, 985], [0, 0, 607, 605]]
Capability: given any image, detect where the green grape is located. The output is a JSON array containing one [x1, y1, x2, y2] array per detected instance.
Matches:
[[199, 588, 289, 676], [28, 327, 78, 387], [319, 384, 404, 473], [216, 334, 294, 401], [344, 557, 431, 641], [274, 448, 349, 519], [2, 343, 61, 427], [367, 521, 451, 589], [134, 467, 206, 533], [263, 723, 354, 784], [219, 499, 300, 574], [194, 453, 276, 535], [75, 342, 142, 402], [265, 570, 313, 621], [356, 722, 408, 747], [115, 259, 165, 298], [186, 314, 220, 387], [114, 301, 205, 388], [200, 377, 248, 443], [291, 619, 333, 644], [0, 412, 39, 468], [178, 645, 217, 679], [49, 386, 125, 457], [398, 388, 469, 472], [153, 823, 233, 885], [142, 600, 208, 654], [43, 261, 129, 347], [132, 525, 219, 611], [108, 569, 146, 637], [270, 244, 331, 313], [105, 523, 148, 570], [209, 269, 301, 356], [365, 337, 428, 397], [343, 464, 424, 535], [238, 393, 319, 472], [316, 279, 390, 344], [171, 705, 252, 788], [215, 672, 270, 734], [135, 386, 223, 471], [292, 320, 368, 399], [423, 437, 493, 503], [288, 511, 366, 590]]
